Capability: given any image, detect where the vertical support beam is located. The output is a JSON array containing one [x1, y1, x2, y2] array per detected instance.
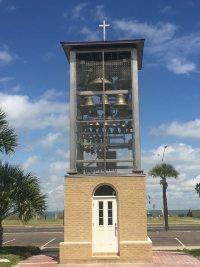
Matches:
[[131, 48, 141, 170], [69, 51, 77, 173]]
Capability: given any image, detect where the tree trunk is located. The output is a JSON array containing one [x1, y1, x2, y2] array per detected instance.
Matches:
[[162, 181, 169, 231], [0, 220, 3, 247]]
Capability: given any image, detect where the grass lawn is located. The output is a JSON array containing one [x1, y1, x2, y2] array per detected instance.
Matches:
[[148, 216, 200, 226], [0, 246, 40, 267], [185, 249, 200, 261], [2, 218, 63, 226], [2, 216, 200, 227]]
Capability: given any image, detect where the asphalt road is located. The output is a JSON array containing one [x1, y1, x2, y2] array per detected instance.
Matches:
[[2, 225, 200, 250]]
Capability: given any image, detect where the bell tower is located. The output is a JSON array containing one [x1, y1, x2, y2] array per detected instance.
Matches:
[[59, 39, 152, 263]]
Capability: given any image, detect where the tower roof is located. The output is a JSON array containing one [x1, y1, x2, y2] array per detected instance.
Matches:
[[61, 39, 145, 69]]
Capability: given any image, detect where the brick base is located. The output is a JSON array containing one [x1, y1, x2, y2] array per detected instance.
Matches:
[[59, 238, 152, 263], [60, 175, 152, 264]]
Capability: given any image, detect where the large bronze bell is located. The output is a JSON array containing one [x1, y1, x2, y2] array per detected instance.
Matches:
[[89, 77, 112, 91], [115, 94, 127, 106], [84, 96, 95, 107]]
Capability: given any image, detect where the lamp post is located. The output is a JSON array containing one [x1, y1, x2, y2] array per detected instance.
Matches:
[[161, 145, 168, 162]]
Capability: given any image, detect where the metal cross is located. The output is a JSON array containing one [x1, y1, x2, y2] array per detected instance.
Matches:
[[99, 20, 110, 41]]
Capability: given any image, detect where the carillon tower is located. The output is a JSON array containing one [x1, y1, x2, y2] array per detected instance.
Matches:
[[59, 25, 152, 263]]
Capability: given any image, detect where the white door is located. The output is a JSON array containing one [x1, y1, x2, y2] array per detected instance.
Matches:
[[93, 197, 118, 253]]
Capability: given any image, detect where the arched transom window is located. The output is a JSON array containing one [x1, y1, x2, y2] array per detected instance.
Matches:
[[94, 185, 117, 196]]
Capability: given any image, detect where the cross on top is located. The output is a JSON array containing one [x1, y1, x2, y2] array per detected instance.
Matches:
[[99, 20, 110, 41]]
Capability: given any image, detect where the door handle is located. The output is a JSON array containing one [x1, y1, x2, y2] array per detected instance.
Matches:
[[115, 223, 118, 236]]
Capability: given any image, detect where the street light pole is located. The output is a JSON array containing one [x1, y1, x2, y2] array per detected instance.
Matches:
[[161, 145, 168, 162]]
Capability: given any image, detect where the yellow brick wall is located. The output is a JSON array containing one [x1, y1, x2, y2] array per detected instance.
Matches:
[[60, 243, 91, 262], [64, 175, 147, 242], [60, 174, 152, 263]]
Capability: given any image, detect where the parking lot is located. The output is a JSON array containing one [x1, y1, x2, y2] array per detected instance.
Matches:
[[2, 225, 200, 250]]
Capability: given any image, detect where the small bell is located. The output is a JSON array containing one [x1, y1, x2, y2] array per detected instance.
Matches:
[[104, 95, 109, 105], [84, 96, 95, 107], [113, 127, 119, 134], [98, 127, 103, 134], [115, 94, 127, 106]]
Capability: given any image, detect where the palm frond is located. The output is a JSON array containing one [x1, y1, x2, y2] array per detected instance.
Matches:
[[0, 108, 18, 154], [0, 162, 47, 222], [149, 163, 179, 180]]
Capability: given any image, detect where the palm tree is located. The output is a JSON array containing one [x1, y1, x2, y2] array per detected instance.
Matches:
[[0, 162, 47, 247], [0, 109, 46, 247], [0, 108, 18, 154], [195, 183, 200, 197], [149, 163, 179, 231]]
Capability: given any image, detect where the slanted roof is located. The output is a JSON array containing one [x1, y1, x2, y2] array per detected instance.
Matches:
[[60, 39, 145, 70]]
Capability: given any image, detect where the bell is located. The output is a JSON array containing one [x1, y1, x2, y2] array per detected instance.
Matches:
[[89, 78, 112, 91], [113, 127, 119, 135], [84, 96, 95, 107], [104, 95, 109, 105], [115, 94, 127, 106]]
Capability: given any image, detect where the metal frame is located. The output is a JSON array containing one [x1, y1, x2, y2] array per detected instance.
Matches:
[[69, 51, 77, 173], [69, 47, 141, 174], [131, 49, 141, 170]]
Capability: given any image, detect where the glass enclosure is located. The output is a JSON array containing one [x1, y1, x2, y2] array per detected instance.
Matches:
[[76, 50, 135, 174]]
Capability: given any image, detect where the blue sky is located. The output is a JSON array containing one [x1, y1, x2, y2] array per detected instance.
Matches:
[[0, 0, 200, 210]]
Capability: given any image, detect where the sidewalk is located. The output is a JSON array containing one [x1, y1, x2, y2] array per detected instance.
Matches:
[[16, 251, 200, 267]]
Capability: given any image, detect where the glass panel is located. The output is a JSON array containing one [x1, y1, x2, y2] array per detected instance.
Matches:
[[99, 210, 103, 217], [99, 218, 103, 225], [108, 201, 113, 225], [99, 201, 103, 209], [108, 209, 112, 217], [108, 201, 112, 209], [108, 217, 113, 225], [98, 201, 104, 226], [94, 185, 116, 196]]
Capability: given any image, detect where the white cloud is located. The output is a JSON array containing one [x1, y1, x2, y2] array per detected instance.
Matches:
[[152, 119, 200, 139], [55, 149, 70, 159], [50, 161, 68, 173], [94, 5, 107, 21], [166, 58, 196, 74], [22, 155, 39, 170], [160, 5, 173, 14], [6, 5, 16, 11], [40, 132, 63, 148], [142, 143, 200, 209], [80, 26, 99, 41], [42, 88, 64, 100], [0, 49, 13, 64], [113, 19, 200, 74], [11, 84, 22, 93], [0, 76, 13, 83], [0, 92, 69, 130], [113, 19, 177, 44], [47, 184, 64, 210], [64, 3, 87, 20]]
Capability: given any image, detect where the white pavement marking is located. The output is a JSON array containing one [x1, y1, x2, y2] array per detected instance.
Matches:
[[175, 237, 185, 247], [40, 238, 56, 250], [2, 238, 16, 245]]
